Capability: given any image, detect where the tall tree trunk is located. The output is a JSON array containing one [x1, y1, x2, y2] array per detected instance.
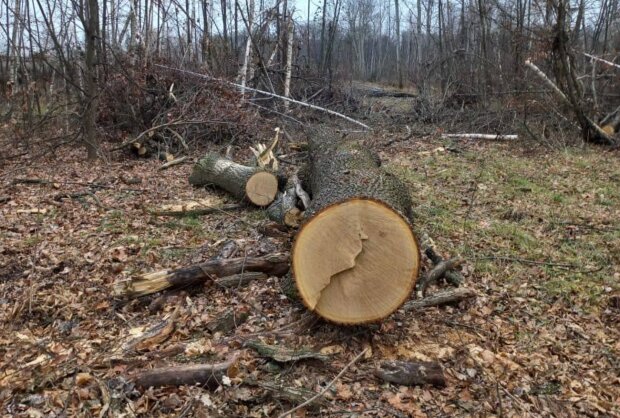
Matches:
[[283, 17, 294, 111], [395, 0, 403, 88], [84, 0, 100, 159], [201, 0, 211, 63], [221, 0, 228, 47]]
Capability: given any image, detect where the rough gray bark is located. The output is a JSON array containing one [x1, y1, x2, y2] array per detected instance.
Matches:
[[304, 130, 412, 219]]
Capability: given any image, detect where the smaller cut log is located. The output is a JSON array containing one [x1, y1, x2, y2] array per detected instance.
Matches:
[[115, 254, 290, 299], [375, 360, 446, 387], [132, 354, 238, 388], [266, 182, 303, 227], [189, 153, 279, 206]]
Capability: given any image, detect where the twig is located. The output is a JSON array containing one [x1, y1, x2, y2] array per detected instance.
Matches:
[[154, 64, 370, 130], [277, 348, 368, 418], [159, 156, 189, 171]]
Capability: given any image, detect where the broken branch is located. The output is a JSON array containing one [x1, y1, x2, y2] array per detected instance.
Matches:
[[402, 288, 477, 312], [115, 254, 290, 299], [131, 354, 238, 388]]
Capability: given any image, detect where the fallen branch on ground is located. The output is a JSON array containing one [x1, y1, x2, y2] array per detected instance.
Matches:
[[375, 360, 446, 387], [402, 288, 477, 312], [424, 247, 464, 287], [114, 254, 290, 299], [159, 156, 188, 170], [441, 134, 518, 140], [417, 258, 464, 296], [147, 203, 244, 217], [131, 353, 239, 388]]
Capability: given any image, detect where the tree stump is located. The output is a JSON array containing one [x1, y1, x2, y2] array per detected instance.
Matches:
[[292, 131, 420, 324], [189, 153, 279, 206]]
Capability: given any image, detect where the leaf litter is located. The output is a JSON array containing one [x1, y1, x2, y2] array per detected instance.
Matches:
[[0, 135, 619, 417]]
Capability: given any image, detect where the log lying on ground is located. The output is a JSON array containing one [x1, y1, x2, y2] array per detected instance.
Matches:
[[115, 254, 290, 299], [189, 153, 279, 206], [292, 131, 420, 324], [132, 354, 238, 388], [375, 360, 446, 387]]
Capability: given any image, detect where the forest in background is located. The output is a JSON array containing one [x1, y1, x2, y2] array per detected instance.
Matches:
[[0, 0, 619, 161]]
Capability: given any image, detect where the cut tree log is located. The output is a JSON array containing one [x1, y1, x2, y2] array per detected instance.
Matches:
[[375, 360, 446, 387], [115, 254, 290, 299], [189, 153, 279, 206], [291, 131, 420, 324]]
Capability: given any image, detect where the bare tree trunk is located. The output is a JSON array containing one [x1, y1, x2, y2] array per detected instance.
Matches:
[[283, 17, 293, 111], [395, 0, 403, 88], [201, 0, 211, 63], [237, 0, 254, 94], [83, 0, 100, 159]]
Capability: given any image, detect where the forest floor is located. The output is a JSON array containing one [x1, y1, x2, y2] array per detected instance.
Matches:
[[1, 99, 620, 417]]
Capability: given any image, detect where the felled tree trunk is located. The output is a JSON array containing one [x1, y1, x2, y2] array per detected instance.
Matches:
[[189, 153, 279, 206], [291, 131, 420, 324]]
